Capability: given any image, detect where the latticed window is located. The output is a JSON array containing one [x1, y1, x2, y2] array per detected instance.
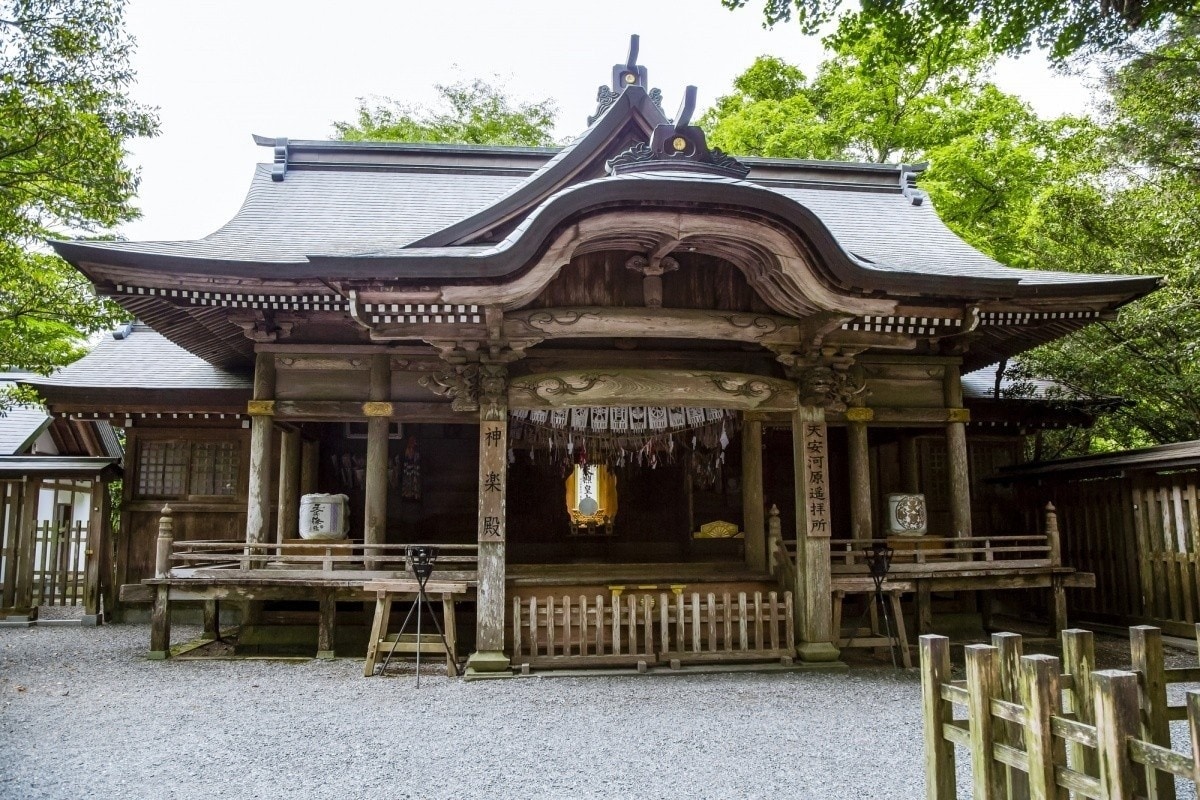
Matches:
[[189, 442, 240, 496], [137, 441, 188, 497], [136, 440, 240, 498]]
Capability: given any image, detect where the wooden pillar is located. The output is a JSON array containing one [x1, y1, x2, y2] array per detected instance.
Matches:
[[12, 477, 40, 616], [741, 415, 765, 572], [900, 432, 920, 494], [467, 364, 511, 675], [300, 438, 319, 496], [275, 428, 300, 543], [846, 407, 874, 543], [792, 405, 838, 662], [245, 351, 276, 551], [363, 353, 392, 566], [82, 478, 112, 623], [944, 364, 972, 538]]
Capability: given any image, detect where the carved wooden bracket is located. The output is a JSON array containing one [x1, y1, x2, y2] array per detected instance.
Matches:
[[418, 365, 480, 412], [625, 255, 679, 308], [774, 347, 869, 413], [231, 312, 293, 343]]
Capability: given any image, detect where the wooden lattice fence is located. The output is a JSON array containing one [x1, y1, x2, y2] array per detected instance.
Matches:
[[511, 590, 794, 669]]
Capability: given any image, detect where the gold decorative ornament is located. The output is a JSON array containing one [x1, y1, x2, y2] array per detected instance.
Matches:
[[623, 72, 636, 84], [844, 407, 875, 423], [672, 136, 687, 152], [362, 401, 394, 417], [246, 400, 275, 416], [948, 408, 971, 423]]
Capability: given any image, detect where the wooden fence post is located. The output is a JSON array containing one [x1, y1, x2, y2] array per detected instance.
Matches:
[[992, 632, 1029, 797], [1061, 628, 1099, 780], [1045, 502, 1061, 567], [1021, 654, 1068, 800], [1130, 625, 1175, 800], [1093, 670, 1143, 800], [767, 505, 781, 575], [1187, 690, 1200, 790], [966, 644, 1005, 799], [920, 634, 957, 800]]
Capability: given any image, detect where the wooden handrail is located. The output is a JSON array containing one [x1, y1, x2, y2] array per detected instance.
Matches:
[[167, 538, 479, 573]]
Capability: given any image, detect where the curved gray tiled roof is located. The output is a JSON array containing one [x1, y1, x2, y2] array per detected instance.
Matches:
[[0, 379, 51, 455], [27, 325, 250, 390], [67, 156, 1130, 292], [73, 166, 527, 263]]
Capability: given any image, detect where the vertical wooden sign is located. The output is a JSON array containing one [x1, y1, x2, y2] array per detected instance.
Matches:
[[796, 409, 831, 538], [478, 419, 506, 543]]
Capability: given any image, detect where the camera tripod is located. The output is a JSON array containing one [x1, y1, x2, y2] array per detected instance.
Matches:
[[378, 546, 462, 686]]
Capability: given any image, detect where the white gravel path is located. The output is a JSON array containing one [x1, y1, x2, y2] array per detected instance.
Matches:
[[11, 623, 1200, 800], [0, 622, 963, 800]]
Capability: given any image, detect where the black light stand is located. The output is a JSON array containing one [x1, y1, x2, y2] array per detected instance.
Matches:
[[846, 540, 901, 669], [378, 546, 461, 686]]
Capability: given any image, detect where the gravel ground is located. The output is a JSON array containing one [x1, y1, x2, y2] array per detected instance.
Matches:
[[3, 621, 1199, 800]]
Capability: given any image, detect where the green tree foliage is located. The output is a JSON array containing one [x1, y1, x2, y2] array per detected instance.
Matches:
[[333, 78, 557, 147], [0, 0, 157, 409], [1014, 18, 1200, 448], [705, 18, 1200, 449], [721, 0, 1200, 60]]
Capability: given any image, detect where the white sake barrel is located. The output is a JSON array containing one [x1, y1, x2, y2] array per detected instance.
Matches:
[[298, 493, 349, 540], [887, 493, 928, 536]]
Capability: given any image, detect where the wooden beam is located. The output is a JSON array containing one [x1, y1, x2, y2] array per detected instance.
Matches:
[[503, 307, 805, 344], [509, 369, 799, 411], [271, 400, 468, 422]]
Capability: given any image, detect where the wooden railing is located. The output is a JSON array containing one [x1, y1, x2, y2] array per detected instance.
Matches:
[[922, 625, 1200, 800], [511, 590, 795, 669], [165, 539, 478, 576], [831, 534, 1058, 575]]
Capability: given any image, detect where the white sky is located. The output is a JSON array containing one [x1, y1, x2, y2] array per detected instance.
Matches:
[[119, 0, 1095, 243]]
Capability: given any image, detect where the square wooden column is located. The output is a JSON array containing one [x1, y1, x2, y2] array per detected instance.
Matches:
[[944, 365, 973, 538], [741, 415, 766, 572], [363, 353, 392, 567], [792, 405, 839, 662], [245, 352, 276, 552], [466, 364, 511, 676]]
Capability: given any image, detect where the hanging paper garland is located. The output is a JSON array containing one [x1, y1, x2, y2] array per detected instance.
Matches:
[[508, 405, 739, 487]]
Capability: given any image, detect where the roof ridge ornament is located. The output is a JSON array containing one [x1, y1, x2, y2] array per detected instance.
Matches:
[[901, 162, 928, 206], [588, 34, 665, 125], [605, 85, 751, 179]]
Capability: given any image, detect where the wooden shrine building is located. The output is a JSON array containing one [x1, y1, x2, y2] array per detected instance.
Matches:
[[41, 41, 1158, 673]]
